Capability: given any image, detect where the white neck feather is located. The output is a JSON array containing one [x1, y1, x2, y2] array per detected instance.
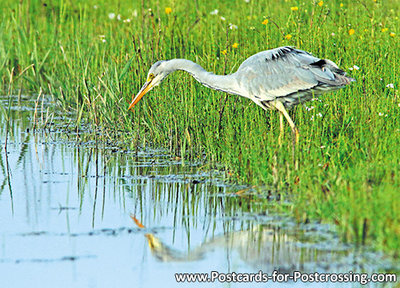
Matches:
[[163, 59, 241, 95]]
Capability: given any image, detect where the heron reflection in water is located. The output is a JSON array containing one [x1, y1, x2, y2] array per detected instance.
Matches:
[[131, 215, 350, 273]]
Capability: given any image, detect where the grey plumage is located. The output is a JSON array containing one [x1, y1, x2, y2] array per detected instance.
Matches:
[[233, 46, 354, 109]]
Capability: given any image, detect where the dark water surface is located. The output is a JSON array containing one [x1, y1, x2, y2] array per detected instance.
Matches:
[[0, 95, 398, 287]]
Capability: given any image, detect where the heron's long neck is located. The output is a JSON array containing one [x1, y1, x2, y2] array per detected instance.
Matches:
[[165, 59, 241, 95]]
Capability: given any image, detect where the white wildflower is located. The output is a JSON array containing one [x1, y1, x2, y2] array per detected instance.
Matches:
[[353, 65, 360, 70], [386, 83, 394, 89], [305, 106, 315, 111], [94, 5, 98, 9], [117, 14, 121, 20], [102, 39, 106, 43], [210, 9, 219, 15], [229, 23, 238, 30], [331, 32, 335, 36], [220, 16, 226, 21], [133, 9, 138, 17], [317, 112, 323, 117], [378, 112, 384, 116], [320, 145, 326, 149], [123, 18, 131, 23], [108, 13, 116, 19], [244, 0, 250, 2]]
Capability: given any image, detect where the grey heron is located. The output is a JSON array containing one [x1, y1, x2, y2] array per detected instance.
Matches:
[[129, 46, 354, 142]]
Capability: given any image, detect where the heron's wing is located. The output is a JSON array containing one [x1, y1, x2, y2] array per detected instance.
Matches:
[[234, 46, 352, 106]]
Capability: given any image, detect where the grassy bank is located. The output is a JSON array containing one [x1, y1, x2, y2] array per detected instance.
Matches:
[[1, 0, 399, 254]]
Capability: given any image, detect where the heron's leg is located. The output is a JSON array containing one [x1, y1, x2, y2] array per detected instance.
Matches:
[[273, 101, 299, 143], [278, 112, 284, 146]]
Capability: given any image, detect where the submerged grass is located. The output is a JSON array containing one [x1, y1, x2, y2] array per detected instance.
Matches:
[[1, 0, 399, 254]]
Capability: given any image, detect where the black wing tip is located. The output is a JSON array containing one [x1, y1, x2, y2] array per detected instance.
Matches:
[[269, 46, 298, 61], [310, 59, 327, 67]]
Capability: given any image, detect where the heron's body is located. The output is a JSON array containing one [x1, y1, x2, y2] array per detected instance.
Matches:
[[129, 46, 354, 142], [234, 47, 353, 108]]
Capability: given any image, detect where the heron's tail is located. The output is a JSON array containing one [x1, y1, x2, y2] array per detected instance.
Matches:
[[310, 59, 355, 86], [334, 73, 356, 86]]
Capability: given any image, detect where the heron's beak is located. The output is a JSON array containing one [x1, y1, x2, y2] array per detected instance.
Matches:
[[128, 80, 153, 111]]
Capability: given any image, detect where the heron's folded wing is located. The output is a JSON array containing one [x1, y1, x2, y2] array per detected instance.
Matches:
[[235, 47, 332, 101]]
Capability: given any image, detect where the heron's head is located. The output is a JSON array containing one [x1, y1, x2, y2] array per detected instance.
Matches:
[[128, 60, 171, 110]]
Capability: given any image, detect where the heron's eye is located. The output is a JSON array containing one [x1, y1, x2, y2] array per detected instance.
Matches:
[[147, 73, 155, 82]]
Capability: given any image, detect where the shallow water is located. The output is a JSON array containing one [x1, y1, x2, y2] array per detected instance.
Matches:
[[0, 95, 398, 287]]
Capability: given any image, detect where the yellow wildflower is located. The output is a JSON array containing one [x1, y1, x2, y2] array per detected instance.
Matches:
[[390, 32, 395, 37], [348, 29, 355, 35], [381, 28, 388, 32], [232, 42, 239, 49], [262, 19, 269, 25], [291, 6, 299, 11], [285, 34, 292, 40], [221, 49, 227, 55], [165, 7, 172, 14], [340, 3, 343, 7], [318, 1, 324, 7]]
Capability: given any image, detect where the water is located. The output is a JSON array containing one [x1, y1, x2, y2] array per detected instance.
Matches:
[[0, 95, 398, 287]]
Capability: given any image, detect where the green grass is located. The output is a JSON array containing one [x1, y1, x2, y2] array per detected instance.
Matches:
[[1, 0, 399, 254]]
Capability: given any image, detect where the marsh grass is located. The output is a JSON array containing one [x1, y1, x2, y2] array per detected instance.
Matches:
[[1, 0, 399, 254]]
